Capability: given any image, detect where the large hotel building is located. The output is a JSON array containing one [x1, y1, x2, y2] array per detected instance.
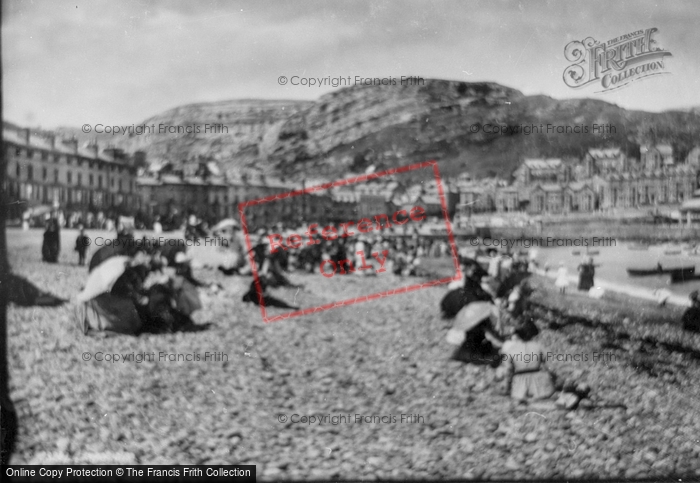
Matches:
[[3, 124, 142, 220]]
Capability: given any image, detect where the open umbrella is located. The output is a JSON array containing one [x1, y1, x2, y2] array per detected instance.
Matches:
[[24, 205, 53, 222], [76, 255, 130, 303], [212, 218, 239, 232], [446, 301, 498, 345]]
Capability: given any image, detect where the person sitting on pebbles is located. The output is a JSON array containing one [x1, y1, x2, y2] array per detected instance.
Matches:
[[681, 290, 700, 332], [499, 319, 555, 404]]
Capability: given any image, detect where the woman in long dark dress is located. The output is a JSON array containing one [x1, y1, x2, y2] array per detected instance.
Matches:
[[577, 257, 595, 291], [440, 259, 492, 320], [42, 218, 60, 263]]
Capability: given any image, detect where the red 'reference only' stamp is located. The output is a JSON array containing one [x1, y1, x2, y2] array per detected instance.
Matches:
[[238, 160, 461, 323]]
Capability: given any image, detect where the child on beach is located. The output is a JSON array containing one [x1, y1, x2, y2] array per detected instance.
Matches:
[[555, 262, 569, 294]]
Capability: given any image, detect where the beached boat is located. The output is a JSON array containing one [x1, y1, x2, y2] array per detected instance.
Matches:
[[627, 264, 695, 280], [669, 266, 696, 282], [627, 266, 663, 277]]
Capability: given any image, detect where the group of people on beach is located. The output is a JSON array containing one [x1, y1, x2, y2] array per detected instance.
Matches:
[[32, 211, 700, 344], [213, 222, 461, 309], [71, 219, 217, 335], [441, 248, 601, 407], [217, 223, 451, 278], [441, 253, 568, 405]]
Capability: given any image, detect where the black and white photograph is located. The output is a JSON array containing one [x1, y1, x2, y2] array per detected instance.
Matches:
[[2, 0, 700, 480]]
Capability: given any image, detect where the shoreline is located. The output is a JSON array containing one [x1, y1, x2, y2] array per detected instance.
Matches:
[[536, 267, 692, 307]]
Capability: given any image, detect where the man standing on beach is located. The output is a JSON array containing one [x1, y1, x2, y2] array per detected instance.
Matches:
[[74, 225, 89, 266]]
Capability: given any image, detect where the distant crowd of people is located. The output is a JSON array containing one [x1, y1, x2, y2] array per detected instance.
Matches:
[[216, 222, 460, 282], [29, 210, 700, 346]]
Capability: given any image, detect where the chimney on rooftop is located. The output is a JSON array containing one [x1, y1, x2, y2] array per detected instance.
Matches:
[[62, 137, 78, 154], [103, 146, 126, 162], [133, 150, 147, 168], [86, 139, 99, 158]]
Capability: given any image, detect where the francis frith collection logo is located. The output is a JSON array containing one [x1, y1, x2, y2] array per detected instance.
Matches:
[[563, 28, 672, 93]]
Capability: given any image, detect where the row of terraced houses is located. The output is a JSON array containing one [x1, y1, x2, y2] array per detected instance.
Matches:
[[457, 146, 700, 215], [3, 124, 455, 230], [5, 123, 700, 227], [3, 124, 142, 220]]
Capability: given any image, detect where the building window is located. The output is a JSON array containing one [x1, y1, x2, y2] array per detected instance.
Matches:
[[27, 165, 33, 181], [15, 147, 22, 157], [54, 169, 59, 183], [27, 150, 34, 159], [98, 175, 102, 188], [111, 178, 114, 188], [15, 163, 20, 178], [77, 173, 82, 186], [89, 174, 94, 186], [41, 151, 48, 161], [118, 179, 122, 192], [42, 167, 48, 181], [67, 171, 72, 184]]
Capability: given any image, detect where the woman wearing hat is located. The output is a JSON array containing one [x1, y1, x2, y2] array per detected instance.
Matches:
[[441, 258, 492, 320]]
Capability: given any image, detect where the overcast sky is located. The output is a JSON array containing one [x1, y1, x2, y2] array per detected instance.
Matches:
[[3, 0, 700, 128]]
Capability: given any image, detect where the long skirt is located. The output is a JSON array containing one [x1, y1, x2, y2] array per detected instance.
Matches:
[[75, 293, 142, 335], [42, 235, 60, 263], [578, 271, 594, 291], [510, 370, 555, 400]]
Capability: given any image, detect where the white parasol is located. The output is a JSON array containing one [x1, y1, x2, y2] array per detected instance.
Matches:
[[446, 301, 498, 346], [212, 218, 239, 232], [76, 256, 130, 303]]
